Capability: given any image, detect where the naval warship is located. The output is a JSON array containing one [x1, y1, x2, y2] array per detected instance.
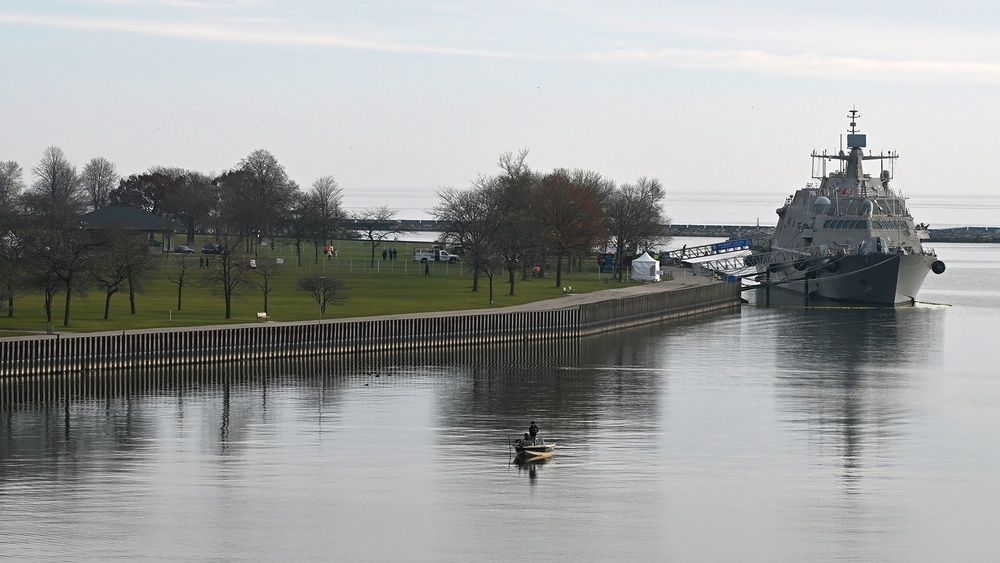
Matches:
[[748, 109, 946, 305]]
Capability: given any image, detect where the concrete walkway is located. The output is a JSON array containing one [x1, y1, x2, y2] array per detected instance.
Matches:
[[501, 265, 717, 312]]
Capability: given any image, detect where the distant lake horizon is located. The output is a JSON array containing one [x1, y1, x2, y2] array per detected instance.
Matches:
[[663, 191, 1000, 229], [350, 190, 998, 230]]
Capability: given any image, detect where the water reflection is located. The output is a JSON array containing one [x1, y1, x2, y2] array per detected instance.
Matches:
[[0, 318, 685, 468], [0, 295, 972, 562], [512, 455, 552, 484], [756, 295, 945, 494], [0, 337, 586, 408]]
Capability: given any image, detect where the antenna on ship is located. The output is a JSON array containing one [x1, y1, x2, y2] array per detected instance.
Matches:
[[848, 107, 860, 133]]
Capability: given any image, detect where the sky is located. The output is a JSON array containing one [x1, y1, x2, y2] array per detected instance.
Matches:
[[3, 1, 1000, 222]]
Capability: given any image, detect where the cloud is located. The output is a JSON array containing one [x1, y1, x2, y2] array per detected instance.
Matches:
[[3, 10, 999, 83], [0, 11, 528, 58], [588, 48, 1000, 82]]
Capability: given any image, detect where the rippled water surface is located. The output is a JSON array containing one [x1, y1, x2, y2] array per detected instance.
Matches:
[[2, 243, 999, 562]]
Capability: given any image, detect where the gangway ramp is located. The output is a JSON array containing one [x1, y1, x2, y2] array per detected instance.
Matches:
[[664, 239, 818, 280], [662, 238, 752, 263], [694, 247, 814, 278]]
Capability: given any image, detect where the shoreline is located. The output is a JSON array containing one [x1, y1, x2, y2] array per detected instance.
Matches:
[[0, 266, 740, 376]]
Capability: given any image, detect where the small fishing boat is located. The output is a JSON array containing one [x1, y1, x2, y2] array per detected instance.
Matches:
[[513, 435, 556, 460]]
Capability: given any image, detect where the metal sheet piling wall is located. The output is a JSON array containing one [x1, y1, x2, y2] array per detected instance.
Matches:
[[578, 281, 740, 336], [0, 282, 740, 377]]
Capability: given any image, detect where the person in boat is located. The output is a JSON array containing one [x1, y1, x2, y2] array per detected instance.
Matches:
[[528, 421, 539, 444]]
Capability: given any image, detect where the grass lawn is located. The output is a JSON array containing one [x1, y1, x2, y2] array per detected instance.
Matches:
[[0, 237, 633, 335]]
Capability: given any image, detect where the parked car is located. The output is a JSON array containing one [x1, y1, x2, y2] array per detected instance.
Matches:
[[173, 245, 195, 253], [413, 248, 460, 263], [201, 244, 223, 254]]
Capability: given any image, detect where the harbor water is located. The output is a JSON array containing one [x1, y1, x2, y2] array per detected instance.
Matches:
[[1, 240, 998, 562]]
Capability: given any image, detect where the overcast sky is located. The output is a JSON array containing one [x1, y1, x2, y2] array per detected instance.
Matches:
[[3, 1, 999, 221]]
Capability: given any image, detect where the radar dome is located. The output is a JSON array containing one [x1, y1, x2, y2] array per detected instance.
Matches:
[[880, 169, 891, 188], [861, 199, 874, 217], [814, 196, 831, 215]]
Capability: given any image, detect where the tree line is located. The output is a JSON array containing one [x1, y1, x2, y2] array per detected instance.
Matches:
[[0, 146, 669, 323], [433, 150, 669, 303]]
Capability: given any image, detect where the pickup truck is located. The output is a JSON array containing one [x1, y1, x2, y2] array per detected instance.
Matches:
[[413, 248, 460, 263]]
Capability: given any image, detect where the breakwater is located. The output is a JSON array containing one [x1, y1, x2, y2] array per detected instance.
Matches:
[[665, 224, 1000, 243], [352, 220, 999, 243], [927, 227, 1000, 243], [0, 282, 739, 377]]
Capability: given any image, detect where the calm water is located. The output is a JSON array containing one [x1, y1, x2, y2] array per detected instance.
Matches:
[[664, 190, 1000, 229], [2, 243, 999, 562]]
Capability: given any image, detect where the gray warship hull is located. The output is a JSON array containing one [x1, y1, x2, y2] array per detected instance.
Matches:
[[760, 252, 936, 305]]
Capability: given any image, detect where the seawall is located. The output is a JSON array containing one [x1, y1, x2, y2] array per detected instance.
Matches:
[[0, 273, 740, 377]]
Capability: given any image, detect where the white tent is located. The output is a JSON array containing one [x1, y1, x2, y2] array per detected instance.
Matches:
[[631, 252, 660, 282]]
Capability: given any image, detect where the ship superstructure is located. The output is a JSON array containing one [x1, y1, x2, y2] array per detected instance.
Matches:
[[750, 109, 945, 304]]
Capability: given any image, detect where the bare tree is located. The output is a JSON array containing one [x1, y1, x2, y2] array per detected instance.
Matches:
[[605, 177, 670, 280], [466, 193, 506, 304], [25, 226, 102, 326], [0, 161, 27, 316], [165, 255, 198, 311], [203, 233, 250, 319], [252, 259, 284, 314], [351, 206, 399, 267], [435, 187, 494, 294], [491, 151, 539, 295], [0, 231, 28, 318], [238, 149, 297, 239], [0, 161, 24, 208], [89, 229, 145, 319], [25, 146, 84, 226], [80, 157, 118, 211], [435, 151, 541, 302], [309, 175, 344, 247], [297, 275, 347, 320], [286, 190, 315, 266], [30, 266, 62, 324], [125, 243, 157, 316], [568, 168, 616, 208]]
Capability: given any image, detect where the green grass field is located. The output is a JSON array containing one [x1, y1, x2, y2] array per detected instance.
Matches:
[[0, 237, 631, 335]]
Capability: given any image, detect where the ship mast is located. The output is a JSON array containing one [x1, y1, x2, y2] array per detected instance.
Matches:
[[844, 108, 866, 190], [811, 108, 898, 197]]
